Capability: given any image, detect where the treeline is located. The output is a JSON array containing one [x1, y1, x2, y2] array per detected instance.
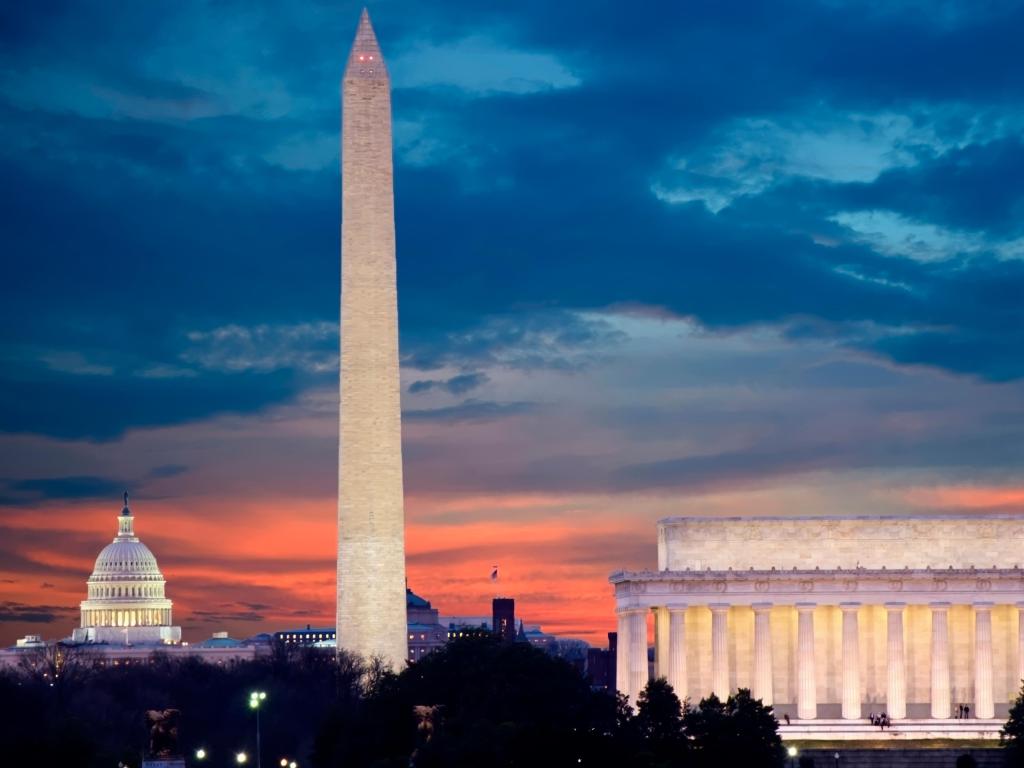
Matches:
[[0, 637, 784, 767]]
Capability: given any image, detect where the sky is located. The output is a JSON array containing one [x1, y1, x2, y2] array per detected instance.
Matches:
[[1, 0, 1023, 647]]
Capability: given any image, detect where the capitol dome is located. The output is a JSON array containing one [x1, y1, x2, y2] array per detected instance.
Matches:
[[71, 493, 181, 646], [92, 536, 162, 578]]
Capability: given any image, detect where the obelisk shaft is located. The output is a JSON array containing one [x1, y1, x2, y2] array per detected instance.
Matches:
[[337, 10, 408, 669]]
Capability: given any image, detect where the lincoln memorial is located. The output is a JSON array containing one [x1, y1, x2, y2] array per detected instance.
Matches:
[[610, 515, 1024, 735]]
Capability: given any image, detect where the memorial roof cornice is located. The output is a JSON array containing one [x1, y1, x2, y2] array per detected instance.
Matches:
[[610, 566, 1024, 583], [658, 512, 1024, 524]]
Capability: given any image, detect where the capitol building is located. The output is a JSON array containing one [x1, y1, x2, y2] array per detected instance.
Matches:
[[0, 494, 264, 668], [71, 493, 181, 645]]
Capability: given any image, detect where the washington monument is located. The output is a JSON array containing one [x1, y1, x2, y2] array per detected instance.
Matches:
[[337, 9, 408, 668]]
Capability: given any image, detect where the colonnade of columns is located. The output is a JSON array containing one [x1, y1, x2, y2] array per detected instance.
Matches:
[[617, 601, 1012, 720], [82, 607, 172, 627]]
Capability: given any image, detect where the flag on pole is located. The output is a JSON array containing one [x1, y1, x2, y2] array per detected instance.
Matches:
[[491, 565, 499, 582]]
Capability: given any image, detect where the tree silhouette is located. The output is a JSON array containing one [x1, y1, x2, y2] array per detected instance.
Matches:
[[1002, 682, 1024, 766], [635, 677, 687, 767], [684, 688, 784, 768]]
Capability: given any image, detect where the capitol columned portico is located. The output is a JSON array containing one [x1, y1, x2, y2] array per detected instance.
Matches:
[[611, 515, 1024, 733]]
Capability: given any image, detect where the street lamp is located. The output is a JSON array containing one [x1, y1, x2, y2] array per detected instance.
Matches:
[[236, 753, 248, 764], [787, 745, 798, 767], [249, 691, 267, 768], [195, 747, 207, 760]]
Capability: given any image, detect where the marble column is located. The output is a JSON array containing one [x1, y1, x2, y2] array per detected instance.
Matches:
[[629, 609, 649, 705], [710, 604, 730, 697], [840, 603, 861, 720], [796, 603, 817, 720], [1017, 603, 1024, 696], [886, 603, 907, 720], [654, 606, 670, 680], [668, 607, 687, 700], [931, 602, 951, 719], [616, 609, 631, 698], [752, 603, 773, 705], [975, 603, 994, 719]]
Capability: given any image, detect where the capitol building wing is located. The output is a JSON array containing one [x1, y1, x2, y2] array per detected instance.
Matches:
[[71, 494, 181, 645], [611, 515, 1024, 723]]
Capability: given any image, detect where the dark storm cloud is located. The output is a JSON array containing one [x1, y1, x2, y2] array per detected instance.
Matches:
[[0, 0, 1021, 444], [405, 399, 536, 424], [0, 364, 302, 440], [191, 609, 266, 623], [828, 137, 1024, 236], [408, 372, 489, 395], [0, 526, 100, 577], [0, 467, 187, 507], [7, 476, 123, 501], [148, 464, 189, 479], [0, 601, 76, 624]]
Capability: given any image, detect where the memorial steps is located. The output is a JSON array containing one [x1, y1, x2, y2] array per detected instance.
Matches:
[[780, 717, 1004, 741]]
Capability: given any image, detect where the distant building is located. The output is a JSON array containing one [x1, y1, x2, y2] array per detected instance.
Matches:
[[275, 588, 447, 663], [0, 633, 264, 670], [492, 598, 515, 642], [405, 589, 447, 661], [0, 494, 270, 669], [516, 619, 556, 649], [586, 632, 616, 692], [275, 625, 336, 647], [71, 494, 181, 645], [447, 622, 491, 640], [438, 610, 561, 650]]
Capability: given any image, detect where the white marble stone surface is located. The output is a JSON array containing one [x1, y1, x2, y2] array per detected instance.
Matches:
[[337, 10, 408, 670], [658, 515, 1024, 571]]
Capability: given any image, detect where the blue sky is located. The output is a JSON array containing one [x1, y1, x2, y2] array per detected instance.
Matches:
[[0, 0, 1022, 643]]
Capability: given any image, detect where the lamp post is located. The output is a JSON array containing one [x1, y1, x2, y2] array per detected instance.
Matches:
[[195, 747, 207, 761], [787, 745, 798, 768], [249, 691, 267, 768]]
